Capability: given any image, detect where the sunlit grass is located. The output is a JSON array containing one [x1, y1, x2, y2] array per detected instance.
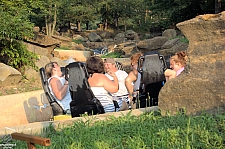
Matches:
[[13, 111, 225, 149]]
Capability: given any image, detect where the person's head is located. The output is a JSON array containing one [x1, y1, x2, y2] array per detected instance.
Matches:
[[170, 51, 188, 71], [130, 52, 143, 69], [86, 56, 105, 75], [45, 62, 62, 79], [104, 58, 117, 73]]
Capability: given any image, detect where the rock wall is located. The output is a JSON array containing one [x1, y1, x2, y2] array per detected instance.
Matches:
[[158, 12, 225, 116]]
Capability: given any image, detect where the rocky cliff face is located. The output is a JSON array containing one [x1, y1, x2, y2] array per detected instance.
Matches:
[[158, 12, 225, 116]]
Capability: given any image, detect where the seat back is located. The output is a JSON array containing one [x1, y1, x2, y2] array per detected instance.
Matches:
[[115, 61, 124, 71], [137, 54, 167, 107], [39, 67, 65, 116], [138, 54, 167, 84], [65, 62, 105, 117]]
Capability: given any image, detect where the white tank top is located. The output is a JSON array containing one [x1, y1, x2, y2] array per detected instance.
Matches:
[[48, 76, 72, 110]]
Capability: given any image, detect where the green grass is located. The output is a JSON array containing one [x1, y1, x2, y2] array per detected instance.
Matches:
[[12, 111, 225, 149], [100, 52, 122, 58], [55, 46, 71, 50]]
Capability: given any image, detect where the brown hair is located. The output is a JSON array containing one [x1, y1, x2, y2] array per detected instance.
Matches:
[[86, 56, 105, 75], [130, 52, 143, 64], [170, 51, 188, 67], [45, 62, 58, 79]]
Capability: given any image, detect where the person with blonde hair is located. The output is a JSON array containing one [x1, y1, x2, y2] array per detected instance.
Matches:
[[125, 52, 143, 108], [164, 51, 188, 81], [45, 62, 72, 113]]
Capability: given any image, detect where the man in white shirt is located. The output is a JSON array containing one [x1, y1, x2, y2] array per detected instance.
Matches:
[[104, 58, 130, 110]]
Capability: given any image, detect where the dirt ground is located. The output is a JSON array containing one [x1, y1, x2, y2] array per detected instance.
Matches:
[[0, 79, 43, 96]]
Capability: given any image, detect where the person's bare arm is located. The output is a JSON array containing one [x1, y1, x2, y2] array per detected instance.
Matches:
[[164, 69, 176, 81], [103, 72, 119, 93], [125, 70, 138, 97], [50, 78, 69, 100]]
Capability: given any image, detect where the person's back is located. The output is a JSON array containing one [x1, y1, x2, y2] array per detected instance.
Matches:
[[86, 56, 121, 112]]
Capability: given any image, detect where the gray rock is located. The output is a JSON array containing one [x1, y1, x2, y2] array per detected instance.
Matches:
[[162, 29, 177, 39], [88, 32, 103, 42], [35, 56, 50, 68], [159, 42, 188, 56], [137, 36, 168, 51], [50, 57, 68, 67], [158, 12, 225, 116], [161, 38, 180, 49], [0, 63, 22, 87]]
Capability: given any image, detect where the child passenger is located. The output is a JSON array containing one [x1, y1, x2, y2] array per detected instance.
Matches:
[[164, 51, 188, 81]]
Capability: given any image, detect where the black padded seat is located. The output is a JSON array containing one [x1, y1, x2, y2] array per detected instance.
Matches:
[[115, 61, 124, 71], [65, 62, 105, 117], [137, 54, 167, 108], [39, 67, 66, 116]]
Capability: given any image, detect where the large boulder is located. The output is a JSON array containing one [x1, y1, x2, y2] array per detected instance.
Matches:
[[25, 34, 61, 59], [162, 29, 177, 39], [88, 32, 103, 42], [52, 35, 72, 47], [158, 12, 225, 116], [137, 36, 168, 52], [159, 42, 188, 56], [0, 63, 22, 86], [114, 32, 127, 44], [125, 30, 140, 41]]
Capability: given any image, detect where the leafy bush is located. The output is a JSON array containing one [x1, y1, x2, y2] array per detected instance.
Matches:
[[100, 52, 122, 58], [0, 40, 38, 73]]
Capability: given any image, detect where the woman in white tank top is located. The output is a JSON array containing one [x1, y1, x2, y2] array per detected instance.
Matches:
[[45, 62, 72, 111]]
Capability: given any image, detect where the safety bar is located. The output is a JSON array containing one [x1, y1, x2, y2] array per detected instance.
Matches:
[[11, 133, 51, 149]]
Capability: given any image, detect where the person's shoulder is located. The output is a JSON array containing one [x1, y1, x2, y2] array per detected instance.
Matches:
[[49, 76, 59, 81], [105, 72, 113, 79], [92, 73, 110, 82], [117, 70, 128, 75], [132, 69, 138, 75]]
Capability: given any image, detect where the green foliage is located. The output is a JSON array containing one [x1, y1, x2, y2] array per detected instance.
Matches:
[[72, 39, 83, 44], [100, 52, 122, 58], [172, 35, 189, 44], [13, 112, 225, 148], [0, 4, 34, 40], [0, 1, 37, 72], [147, 0, 215, 30], [55, 46, 70, 50], [0, 40, 38, 72]]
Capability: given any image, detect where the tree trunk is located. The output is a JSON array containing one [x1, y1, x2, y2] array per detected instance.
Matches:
[[45, 16, 48, 35], [77, 21, 81, 32], [215, 0, 221, 14], [86, 21, 89, 30], [115, 17, 118, 29], [124, 20, 127, 32], [51, 4, 57, 36], [104, 19, 107, 30]]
